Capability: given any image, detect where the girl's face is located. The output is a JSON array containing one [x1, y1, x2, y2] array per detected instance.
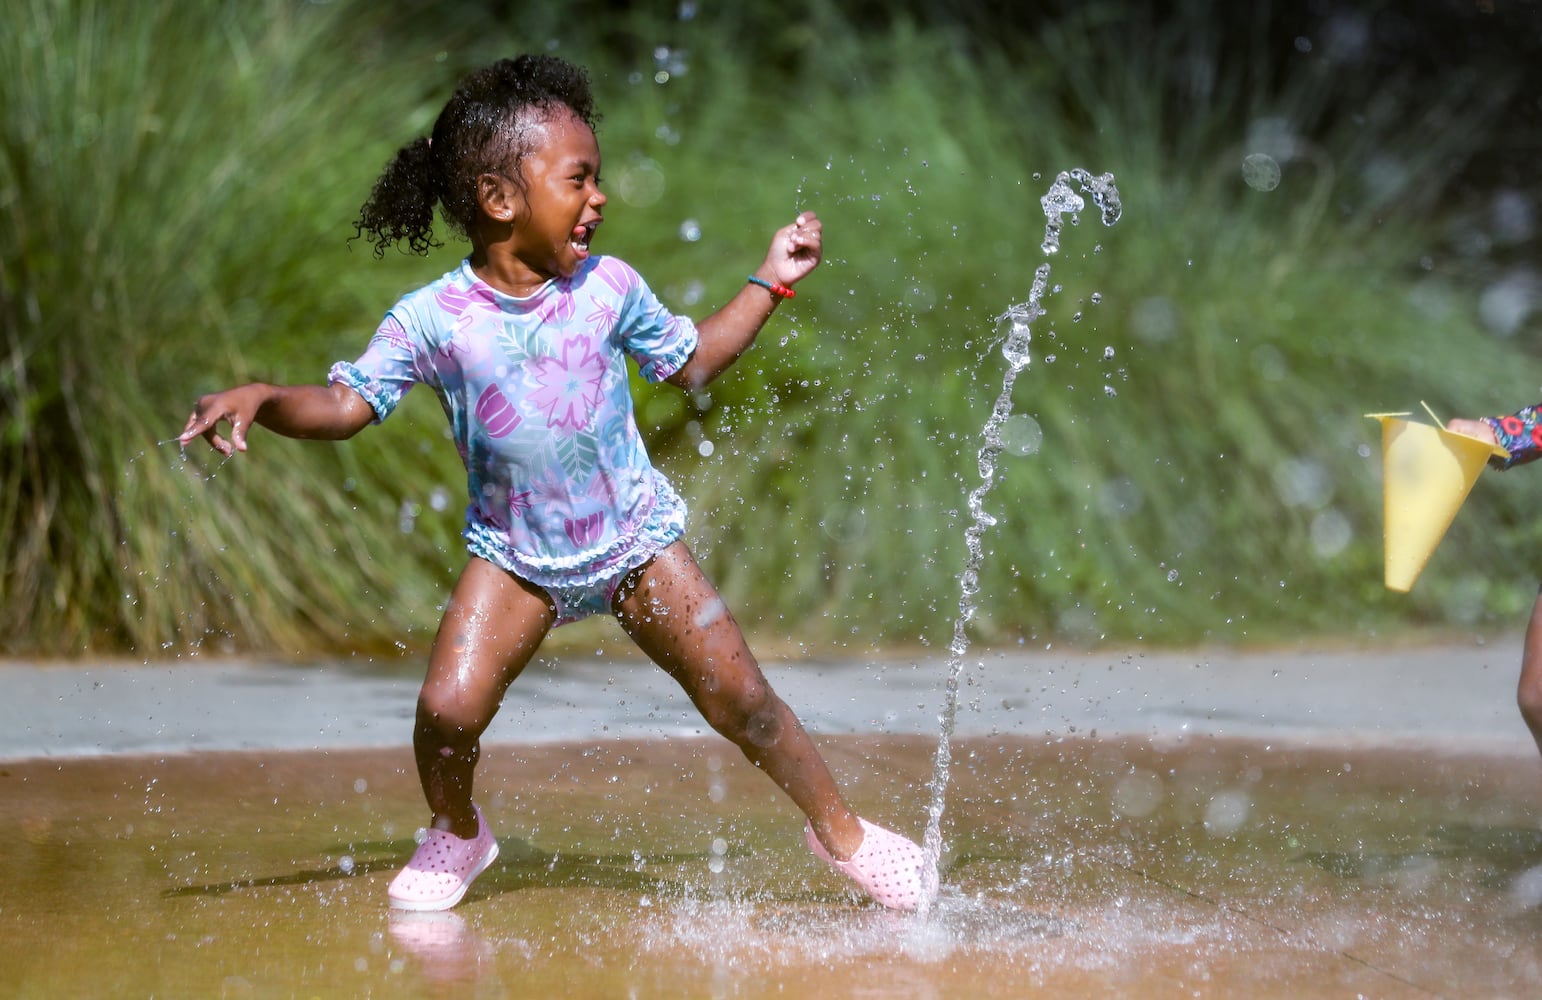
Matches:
[[507, 108, 606, 283]]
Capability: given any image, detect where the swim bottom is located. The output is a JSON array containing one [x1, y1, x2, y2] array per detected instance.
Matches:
[[464, 486, 687, 628], [546, 570, 633, 626]]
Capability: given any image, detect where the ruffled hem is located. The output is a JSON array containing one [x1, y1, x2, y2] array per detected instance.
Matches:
[[327, 361, 394, 423], [635, 328, 697, 384], [463, 483, 687, 590]]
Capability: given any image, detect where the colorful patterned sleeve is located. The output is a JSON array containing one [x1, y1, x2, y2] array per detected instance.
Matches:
[[326, 311, 423, 423], [609, 261, 699, 383], [1483, 403, 1542, 470]]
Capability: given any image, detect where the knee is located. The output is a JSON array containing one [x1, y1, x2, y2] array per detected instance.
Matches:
[[416, 684, 491, 747], [696, 671, 784, 748]]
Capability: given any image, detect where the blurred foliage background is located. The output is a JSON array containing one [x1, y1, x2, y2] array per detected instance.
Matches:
[[4, 0, 1541, 660]]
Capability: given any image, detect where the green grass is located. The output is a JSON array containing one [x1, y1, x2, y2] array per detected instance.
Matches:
[[3, 0, 1536, 658]]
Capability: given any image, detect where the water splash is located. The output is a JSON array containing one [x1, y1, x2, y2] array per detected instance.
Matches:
[[917, 169, 1121, 916], [1039, 169, 1122, 256]]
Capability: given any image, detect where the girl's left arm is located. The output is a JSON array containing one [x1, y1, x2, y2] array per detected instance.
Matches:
[[1451, 404, 1542, 470], [667, 212, 823, 390]]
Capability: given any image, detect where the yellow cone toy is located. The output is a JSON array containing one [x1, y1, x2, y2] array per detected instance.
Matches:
[[1368, 409, 1509, 592]]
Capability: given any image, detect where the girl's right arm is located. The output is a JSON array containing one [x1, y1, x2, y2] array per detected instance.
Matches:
[[668, 213, 824, 391], [179, 381, 375, 457]]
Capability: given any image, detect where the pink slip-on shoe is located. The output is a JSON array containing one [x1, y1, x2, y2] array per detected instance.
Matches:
[[388, 805, 499, 911], [805, 817, 925, 911]]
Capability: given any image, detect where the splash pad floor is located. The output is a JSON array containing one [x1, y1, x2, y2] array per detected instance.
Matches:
[[3, 642, 1541, 997]]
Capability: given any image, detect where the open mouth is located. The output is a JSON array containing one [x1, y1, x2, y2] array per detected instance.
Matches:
[[570, 221, 599, 255]]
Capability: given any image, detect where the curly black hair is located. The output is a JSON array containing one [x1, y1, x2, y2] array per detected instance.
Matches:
[[352, 54, 600, 257]]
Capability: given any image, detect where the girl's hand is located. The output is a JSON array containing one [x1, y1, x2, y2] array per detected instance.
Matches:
[[180, 384, 272, 457], [762, 211, 823, 288], [177, 381, 372, 455], [1446, 418, 1497, 445]]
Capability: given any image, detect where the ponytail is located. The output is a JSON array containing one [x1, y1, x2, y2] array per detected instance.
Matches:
[[352, 136, 440, 257], [351, 55, 600, 258]]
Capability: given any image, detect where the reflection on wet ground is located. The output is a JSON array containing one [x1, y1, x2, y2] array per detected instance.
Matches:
[[4, 734, 1539, 997]]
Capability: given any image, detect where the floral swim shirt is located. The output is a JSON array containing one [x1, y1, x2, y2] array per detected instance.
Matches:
[[328, 256, 698, 590]]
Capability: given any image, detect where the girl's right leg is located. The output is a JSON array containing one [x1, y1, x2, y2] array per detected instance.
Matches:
[[415, 556, 556, 839], [613, 541, 926, 910], [610, 542, 865, 856], [1518, 586, 1542, 759]]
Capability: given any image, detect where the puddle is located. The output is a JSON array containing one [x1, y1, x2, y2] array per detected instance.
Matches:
[[3, 735, 1540, 996]]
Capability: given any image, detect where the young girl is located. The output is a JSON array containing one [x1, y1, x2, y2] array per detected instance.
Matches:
[[1448, 406, 1542, 761], [178, 54, 924, 912]]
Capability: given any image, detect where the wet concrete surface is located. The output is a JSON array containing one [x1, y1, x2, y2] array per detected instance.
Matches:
[[3, 638, 1541, 997]]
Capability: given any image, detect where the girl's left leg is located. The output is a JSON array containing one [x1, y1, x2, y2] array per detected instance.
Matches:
[[416, 556, 557, 838], [388, 557, 556, 911], [612, 541, 866, 860]]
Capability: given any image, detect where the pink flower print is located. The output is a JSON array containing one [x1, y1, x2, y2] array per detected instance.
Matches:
[[612, 509, 643, 540], [528, 336, 605, 431], [374, 314, 411, 351], [565, 510, 605, 548], [475, 384, 522, 438], [526, 467, 573, 513], [508, 489, 532, 519], [585, 301, 620, 336]]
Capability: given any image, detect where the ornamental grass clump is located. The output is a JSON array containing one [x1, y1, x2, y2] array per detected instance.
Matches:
[[3, 0, 1534, 656]]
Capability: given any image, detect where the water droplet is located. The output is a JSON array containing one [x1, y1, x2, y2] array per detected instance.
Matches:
[[1241, 153, 1281, 192], [1204, 790, 1251, 836], [1478, 270, 1539, 336], [1490, 188, 1536, 245], [1272, 457, 1334, 509], [1112, 770, 1164, 817], [1508, 864, 1542, 910], [618, 158, 666, 207], [999, 414, 1043, 456], [1310, 509, 1353, 558], [397, 500, 419, 534], [1130, 296, 1179, 343]]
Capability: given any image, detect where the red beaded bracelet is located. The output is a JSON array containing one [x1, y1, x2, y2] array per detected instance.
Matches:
[[747, 275, 795, 299]]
